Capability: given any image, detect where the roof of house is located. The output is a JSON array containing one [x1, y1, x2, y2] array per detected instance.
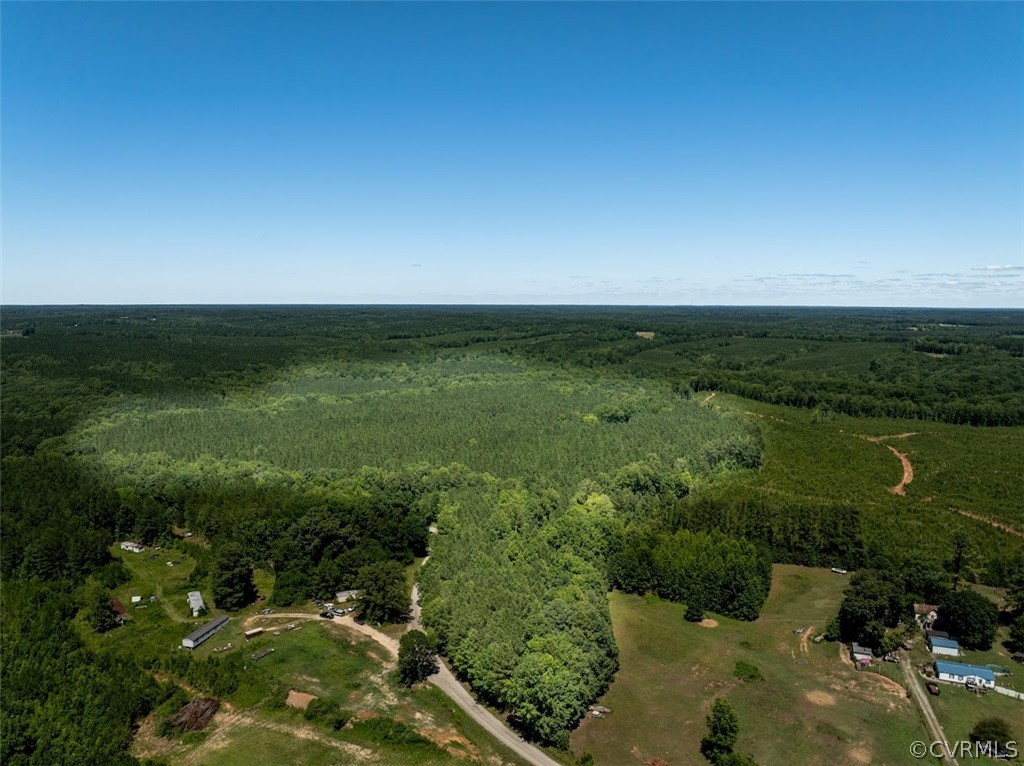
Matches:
[[934, 661, 996, 682], [187, 591, 205, 608], [184, 614, 229, 643], [925, 629, 950, 639], [929, 637, 959, 650], [913, 603, 939, 614], [850, 643, 872, 656]]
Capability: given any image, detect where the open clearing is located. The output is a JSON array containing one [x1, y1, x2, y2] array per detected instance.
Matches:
[[570, 566, 925, 766]]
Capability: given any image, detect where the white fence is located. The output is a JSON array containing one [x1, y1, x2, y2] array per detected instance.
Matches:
[[993, 685, 1024, 701]]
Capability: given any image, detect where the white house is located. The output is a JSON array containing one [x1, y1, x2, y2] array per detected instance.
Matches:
[[187, 591, 206, 617], [335, 589, 363, 603], [934, 660, 996, 689], [913, 603, 939, 627], [120, 541, 145, 553]]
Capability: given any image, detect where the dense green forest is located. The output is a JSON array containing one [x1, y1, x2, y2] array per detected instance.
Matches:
[[2, 305, 1022, 763]]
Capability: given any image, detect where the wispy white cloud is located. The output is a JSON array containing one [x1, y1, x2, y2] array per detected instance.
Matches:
[[973, 265, 1024, 272]]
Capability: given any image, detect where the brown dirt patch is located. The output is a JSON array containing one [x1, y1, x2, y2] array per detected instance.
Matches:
[[847, 746, 872, 764], [699, 618, 719, 628], [132, 713, 178, 761], [838, 643, 855, 669], [286, 690, 317, 710], [635, 331, 656, 340], [887, 445, 913, 495], [702, 391, 717, 404], [419, 726, 478, 760], [862, 672, 908, 698], [647, 758, 670, 766], [800, 625, 814, 654], [805, 690, 836, 706]]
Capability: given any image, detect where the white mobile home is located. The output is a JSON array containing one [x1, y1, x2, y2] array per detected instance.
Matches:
[[182, 615, 229, 649], [934, 661, 996, 689]]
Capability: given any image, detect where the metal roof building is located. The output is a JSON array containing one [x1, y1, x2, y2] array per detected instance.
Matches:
[[182, 614, 229, 649], [187, 591, 206, 617], [934, 660, 996, 688], [928, 637, 960, 657]]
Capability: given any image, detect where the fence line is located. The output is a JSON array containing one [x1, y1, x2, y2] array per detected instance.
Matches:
[[993, 685, 1024, 701]]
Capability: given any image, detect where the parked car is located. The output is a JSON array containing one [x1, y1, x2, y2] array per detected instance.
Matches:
[[926, 682, 940, 696], [319, 611, 334, 619]]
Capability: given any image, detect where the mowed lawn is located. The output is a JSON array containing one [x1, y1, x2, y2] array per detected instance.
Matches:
[[571, 566, 929, 766]]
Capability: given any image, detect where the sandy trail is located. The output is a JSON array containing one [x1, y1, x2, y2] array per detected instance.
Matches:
[[181, 709, 376, 765], [887, 445, 914, 495], [857, 432, 918, 443], [954, 509, 1024, 538], [900, 655, 959, 766]]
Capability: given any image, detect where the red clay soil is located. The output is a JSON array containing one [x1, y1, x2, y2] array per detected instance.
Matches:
[[887, 445, 914, 496]]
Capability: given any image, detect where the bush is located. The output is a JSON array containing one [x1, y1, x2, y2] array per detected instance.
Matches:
[[303, 698, 352, 731], [733, 661, 763, 682], [350, 716, 432, 746]]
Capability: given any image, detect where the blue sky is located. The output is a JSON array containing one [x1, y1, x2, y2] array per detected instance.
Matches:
[[3, 2, 1022, 306]]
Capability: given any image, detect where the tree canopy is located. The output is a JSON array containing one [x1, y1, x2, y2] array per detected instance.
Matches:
[[397, 630, 439, 686], [938, 589, 998, 650]]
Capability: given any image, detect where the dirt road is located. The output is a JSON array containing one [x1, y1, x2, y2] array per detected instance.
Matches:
[[900, 655, 958, 766], [887, 445, 914, 496], [248, 567, 563, 765], [954, 509, 1024, 538]]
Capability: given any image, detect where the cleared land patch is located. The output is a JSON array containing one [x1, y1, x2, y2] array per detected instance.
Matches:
[[570, 566, 925, 766]]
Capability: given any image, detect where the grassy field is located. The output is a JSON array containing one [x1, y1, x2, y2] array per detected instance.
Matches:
[[95, 543, 532, 766], [74, 356, 754, 494], [570, 566, 929, 766], [929, 684, 1024, 749]]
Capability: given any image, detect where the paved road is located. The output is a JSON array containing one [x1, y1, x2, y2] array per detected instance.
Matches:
[[900, 654, 958, 766], [407, 577, 563, 766], [348, 555, 563, 766]]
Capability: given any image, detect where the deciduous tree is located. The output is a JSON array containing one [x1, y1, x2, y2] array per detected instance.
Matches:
[[938, 589, 998, 650], [397, 630, 438, 686], [356, 560, 409, 624]]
